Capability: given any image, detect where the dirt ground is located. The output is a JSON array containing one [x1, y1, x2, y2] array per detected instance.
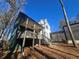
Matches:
[[1, 44, 79, 59]]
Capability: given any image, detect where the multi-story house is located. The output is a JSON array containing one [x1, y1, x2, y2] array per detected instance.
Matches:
[[38, 19, 51, 44]]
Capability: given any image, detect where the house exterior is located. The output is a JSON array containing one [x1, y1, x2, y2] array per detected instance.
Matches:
[[50, 21, 79, 44], [2, 12, 43, 51], [50, 31, 66, 44], [38, 19, 51, 44], [63, 22, 79, 43]]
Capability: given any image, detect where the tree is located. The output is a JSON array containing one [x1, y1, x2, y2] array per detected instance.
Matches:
[[0, 0, 26, 37], [59, 20, 66, 28], [0, 0, 26, 52]]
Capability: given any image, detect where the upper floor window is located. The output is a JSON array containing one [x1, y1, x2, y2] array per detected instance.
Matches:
[[46, 25, 48, 29]]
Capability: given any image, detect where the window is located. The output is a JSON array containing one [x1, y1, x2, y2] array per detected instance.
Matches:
[[46, 25, 48, 29]]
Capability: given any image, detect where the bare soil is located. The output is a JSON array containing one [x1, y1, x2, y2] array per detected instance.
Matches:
[[1, 44, 79, 59]]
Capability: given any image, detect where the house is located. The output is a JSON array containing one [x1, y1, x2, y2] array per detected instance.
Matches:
[[38, 19, 51, 44], [63, 22, 79, 43], [50, 31, 66, 44], [50, 20, 79, 44], [5, 12, 43, 51]]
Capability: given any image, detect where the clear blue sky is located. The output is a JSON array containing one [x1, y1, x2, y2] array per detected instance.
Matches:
[[22, 0, 79, 32]]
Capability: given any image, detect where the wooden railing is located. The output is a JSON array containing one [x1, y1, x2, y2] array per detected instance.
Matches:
[[20, 31, 51, 46], [20, 31, 36, 39]]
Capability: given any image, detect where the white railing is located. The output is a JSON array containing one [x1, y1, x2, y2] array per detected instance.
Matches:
[[20, 31, 51, 44]]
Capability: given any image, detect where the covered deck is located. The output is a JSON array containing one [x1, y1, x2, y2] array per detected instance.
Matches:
[[16, 12, 43, 51]]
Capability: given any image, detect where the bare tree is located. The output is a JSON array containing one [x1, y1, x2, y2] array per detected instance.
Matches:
[[0, 0, 26, 37], [0, 0, 26, 52], [5, 0, 26, 27]]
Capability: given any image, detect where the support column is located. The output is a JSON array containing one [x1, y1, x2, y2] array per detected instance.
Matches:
[[38, 31, 41, 46], [22, 18, 28, 53], [42, 30, 44, 44], [39, 39, 41, 46], [32, 24, 35, 50]]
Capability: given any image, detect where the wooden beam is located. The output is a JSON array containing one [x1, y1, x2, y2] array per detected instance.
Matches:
[[38, 31, 41, 46], [22, 18, 28, 53], [32, 24, 35, 50], [39, 39, 41, 46]]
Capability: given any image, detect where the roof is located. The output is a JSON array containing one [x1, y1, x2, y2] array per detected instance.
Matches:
[[63, 22, 79, 27], [51, 30, 64, 34], [16, 12, 43, 32]]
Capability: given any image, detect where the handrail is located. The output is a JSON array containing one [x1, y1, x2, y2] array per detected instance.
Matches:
[[21, 30, 37, 39]]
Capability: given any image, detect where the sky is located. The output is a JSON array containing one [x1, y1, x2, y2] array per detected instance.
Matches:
[[1, 0, 79, 32]]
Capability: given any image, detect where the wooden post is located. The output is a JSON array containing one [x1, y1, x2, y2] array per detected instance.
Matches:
[[39, 39, 41, 46], [59, 0, 77, 47], [32, 24, 35, 50], [41, 30, 44, 44], [38, 31, 41, 46], [22, 18, 28, 53]]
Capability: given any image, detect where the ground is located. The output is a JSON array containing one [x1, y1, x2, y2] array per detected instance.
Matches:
[[1, 44, 79, 59]]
